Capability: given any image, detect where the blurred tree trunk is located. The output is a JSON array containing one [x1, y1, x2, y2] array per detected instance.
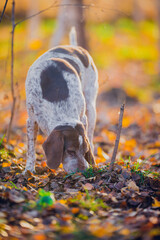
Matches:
[[132, 0, 145, 22], [27, 0, 40, 42], [50, 0, 88, 50], [155, 0, 160, 76]]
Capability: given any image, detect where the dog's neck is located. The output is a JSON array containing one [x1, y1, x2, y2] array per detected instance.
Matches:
[[48, 120, 83, 136]]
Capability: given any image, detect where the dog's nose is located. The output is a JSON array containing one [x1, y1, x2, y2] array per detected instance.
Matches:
[[63, 159, 78, 173], [77, 156, 89, 171]]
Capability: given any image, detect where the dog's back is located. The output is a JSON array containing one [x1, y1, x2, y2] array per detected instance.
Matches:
[[24, 29, 98, 174]]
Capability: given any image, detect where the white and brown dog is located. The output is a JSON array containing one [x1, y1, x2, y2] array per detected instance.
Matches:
[[24, 31, 98, 174]]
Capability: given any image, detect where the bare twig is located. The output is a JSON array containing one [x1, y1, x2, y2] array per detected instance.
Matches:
[[5, 1, 128, 141], [6, 0, 16, 142], [109, 103, 125, 172], [15, 2, 129, 27], [0, 0, 8, 23]]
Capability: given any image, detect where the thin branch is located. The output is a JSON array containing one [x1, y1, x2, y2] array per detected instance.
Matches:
[[15, 2, 56, 27], [15, 2, 128, 27], [6, 0, 16, 142], [109, 103, 125, 172], [0, 0, 8, 23]]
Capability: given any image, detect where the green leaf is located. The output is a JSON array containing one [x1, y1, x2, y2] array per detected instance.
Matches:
[[0, 134, 5, 147]]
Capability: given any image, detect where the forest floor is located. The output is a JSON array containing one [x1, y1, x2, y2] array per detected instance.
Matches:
[[0, 98, 160, 240], [0, 19, 160, 239]]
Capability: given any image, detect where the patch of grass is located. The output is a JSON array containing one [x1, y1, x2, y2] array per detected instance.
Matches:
[[9, 180, 21, 190], [69, 190, 108, 212], [131, 167, 159, 182], [73, 231, 97, 240], [121, 156, 131, 168], [0, 148, 9, 159], [79, 197, 108, 212], [116, 18, 137, 32], [64, 171, 76, 180], [25, 189, 55, 211], [131, 168, 145, 183], [82, 167, 95, 178], [120, 156, 159, 180], [0, 134, 5, 147], [37, 189, 55, 209]]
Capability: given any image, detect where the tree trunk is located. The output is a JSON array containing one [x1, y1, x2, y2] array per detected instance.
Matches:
[[155, 0, 160, 77], [132, 0, 145, 22], [50, 0, 88, 50], [27, 0, 40, 42]]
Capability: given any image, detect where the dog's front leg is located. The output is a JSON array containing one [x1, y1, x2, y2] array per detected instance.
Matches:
[[86, 103, 96, 152], [23, 118, 38, 174]]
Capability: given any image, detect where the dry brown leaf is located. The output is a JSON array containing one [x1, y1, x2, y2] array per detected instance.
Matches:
[[83, 183, 94, 190], [127, 180, 139, 192]]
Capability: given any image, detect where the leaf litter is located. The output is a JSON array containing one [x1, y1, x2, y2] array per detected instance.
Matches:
[[0, 109, 160, 240], [0, 18, 160, 240]]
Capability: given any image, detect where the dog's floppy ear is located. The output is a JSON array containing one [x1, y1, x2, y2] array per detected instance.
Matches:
[[42, 130, 64, 169], [84, 137, 95, 166], [75, 123, 95, 166]]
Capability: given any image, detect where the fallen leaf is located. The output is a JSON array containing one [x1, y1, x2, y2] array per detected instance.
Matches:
[[9, 191, 25, 203], [119, 228, 130, 236], [152, 198, 160, 208], [83, 183, 94, 190], [33, 234, 46, 240], [97, 146, 109, 160], [127, 180, 139, 192], [71, 207, 80, 214], [2, 162, 11, 168], [20, 220, 34, 229], [41, 161, 47, 168]]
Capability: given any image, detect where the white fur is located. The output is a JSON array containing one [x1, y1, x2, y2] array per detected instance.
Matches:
[[24, 45, 98, 173]]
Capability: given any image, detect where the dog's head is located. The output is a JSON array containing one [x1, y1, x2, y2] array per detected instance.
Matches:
[[42, 124, 95, 173]]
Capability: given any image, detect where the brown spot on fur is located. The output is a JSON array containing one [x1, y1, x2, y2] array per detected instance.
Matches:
[[63, 57, 81, 80], [53, 46, 89, 68], [40, 59, 76, 103]]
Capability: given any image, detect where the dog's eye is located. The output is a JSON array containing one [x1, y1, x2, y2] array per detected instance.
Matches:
[[67, 150, 76, 156]]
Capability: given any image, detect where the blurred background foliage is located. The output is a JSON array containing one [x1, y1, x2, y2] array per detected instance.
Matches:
[[0, 0, 160, 132]]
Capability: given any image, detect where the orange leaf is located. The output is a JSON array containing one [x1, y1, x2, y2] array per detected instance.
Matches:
[[59, 163, 63, 168], [2, 162, 11, 168], [102, 129, 116, 141], [152, 198, 160, 208], [37, 134, 44, 143], [58, 199, 67, 204], [29, 39, 42, 51], [123, 139, 136, 151], [41, 161, 47, 168], [50, 169, 56, 173], [122, 116, 132, 128], [33, 234, 46, 240], [97, 147, 109, 161], [61, 214, 72, 221], [14, 147, 23, 154], [119, 228, 130, 236], [71, 207, 80, 214], [18, 142, 25, 148]]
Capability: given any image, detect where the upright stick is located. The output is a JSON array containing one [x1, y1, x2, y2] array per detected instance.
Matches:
[[109, 103, 125, 172], [6, 0, 16, 142], [0, 0, 8, 23]]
